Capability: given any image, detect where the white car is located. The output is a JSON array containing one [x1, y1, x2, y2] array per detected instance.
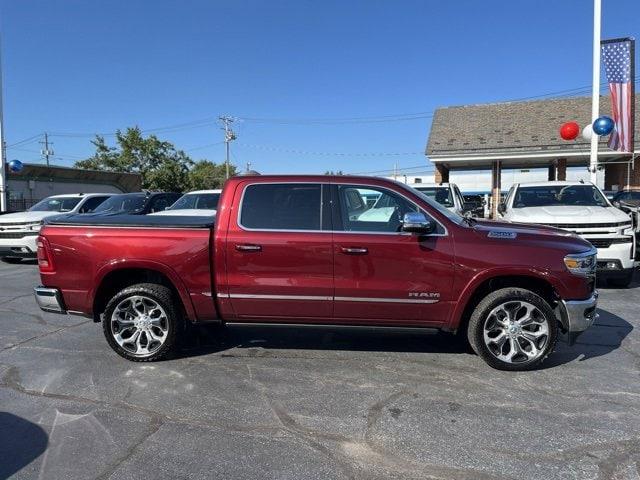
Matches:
[[0, 193, 112, 261], [149, 189, 221, 217], [408, 183, 467, 216], [500, 181, 636, 287]]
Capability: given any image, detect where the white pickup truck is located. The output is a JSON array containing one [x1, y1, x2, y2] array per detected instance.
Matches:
[[407, 183, 468, 216], [499, 181, 636, 287], [0, 193, 111, 261]]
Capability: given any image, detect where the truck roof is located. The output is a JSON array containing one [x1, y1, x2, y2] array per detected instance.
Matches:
[[407, 183, 451, 188], [47, 193, 111, 198], [516, 181, 594, 188]]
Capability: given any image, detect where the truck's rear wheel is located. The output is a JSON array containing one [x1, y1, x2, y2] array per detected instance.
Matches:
[[103, 283, 181, 362], [467, 288, 558, 371]]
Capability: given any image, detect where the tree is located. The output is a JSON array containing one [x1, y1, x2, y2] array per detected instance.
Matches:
[[188, 160, 236, 190], [76, 127, 195, 192], [324, 170, 344, 175]]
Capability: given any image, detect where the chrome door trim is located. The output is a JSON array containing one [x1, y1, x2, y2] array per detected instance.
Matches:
[[219, 292, 439, 304], [335, 296, 439, 304], [234, 181, 449, 237], [237, 181, 328, 233], [224, 293, 333, 301]]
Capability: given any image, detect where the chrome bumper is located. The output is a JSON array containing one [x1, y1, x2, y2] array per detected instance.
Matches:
[[34, 286, 66, 314], [557, 291, 598, 345]]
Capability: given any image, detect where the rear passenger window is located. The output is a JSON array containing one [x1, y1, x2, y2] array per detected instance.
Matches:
[[240, 184, 322, 230]]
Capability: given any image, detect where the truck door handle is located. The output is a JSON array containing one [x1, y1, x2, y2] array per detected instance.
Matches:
[[340, 246, 368, 255], [235, 244, 262, 252]]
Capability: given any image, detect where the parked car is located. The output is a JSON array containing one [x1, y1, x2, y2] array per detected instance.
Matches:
[[149, 190, 221, 217], [0, 193, 111, 261], [611, 190, 640, 210], [499, 181, 636, 287], [87, 192, 181, 216], [34, 175, 598, 371], [463, 194, 486, 218], [408, 183, 469, 216]]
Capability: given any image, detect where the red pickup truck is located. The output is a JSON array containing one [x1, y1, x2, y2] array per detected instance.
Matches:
[[33, 175, 598, 370]]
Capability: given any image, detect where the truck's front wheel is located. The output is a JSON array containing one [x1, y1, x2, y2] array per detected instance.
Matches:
[[467, 288, 558, 371], [103, 283, 181, 362]]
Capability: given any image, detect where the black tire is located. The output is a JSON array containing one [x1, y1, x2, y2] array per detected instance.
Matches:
[[102, 283, 182, 362], [467, 288, 558, 371], [607, 271, 634, 288]]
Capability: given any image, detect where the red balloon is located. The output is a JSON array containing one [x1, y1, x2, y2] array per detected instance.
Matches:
[[560, 122, 580, 141]]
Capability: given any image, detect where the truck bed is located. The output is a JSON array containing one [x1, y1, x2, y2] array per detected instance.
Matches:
[[44, 214, 215, 229]]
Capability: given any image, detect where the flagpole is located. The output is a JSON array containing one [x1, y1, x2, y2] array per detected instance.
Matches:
[[589, 0, 601, 185]]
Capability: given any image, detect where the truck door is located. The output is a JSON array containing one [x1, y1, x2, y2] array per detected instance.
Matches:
[[224, 182, 334, 320], [331, 183, 455, 325]]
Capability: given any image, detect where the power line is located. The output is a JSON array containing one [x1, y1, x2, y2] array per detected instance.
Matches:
[[349, 164, 435, 175], [238, 142, 424, 157]]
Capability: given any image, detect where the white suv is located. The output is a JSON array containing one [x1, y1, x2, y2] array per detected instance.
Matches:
[[0, 193, 112, 261], [500, 181, 636, 287], [408, 183, 467, 216], [149, 189, 221, 216]]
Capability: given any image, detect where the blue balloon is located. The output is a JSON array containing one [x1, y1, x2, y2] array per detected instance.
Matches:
[[593, 116, 615, 136], [8, 159, 23, 173]]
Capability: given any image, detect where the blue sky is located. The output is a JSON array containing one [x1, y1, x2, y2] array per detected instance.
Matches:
[[1, 0, 638, 176]]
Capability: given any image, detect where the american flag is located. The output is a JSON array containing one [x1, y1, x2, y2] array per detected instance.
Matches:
[[601, 39, 634, 152]]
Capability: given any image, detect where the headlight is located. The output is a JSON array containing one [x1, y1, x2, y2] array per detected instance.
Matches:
[[25, 222, 42, 231], [564, 251, 597, 276]]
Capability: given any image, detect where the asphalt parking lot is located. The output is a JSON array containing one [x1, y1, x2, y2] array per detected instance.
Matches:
[[1, 261, 639, 480]]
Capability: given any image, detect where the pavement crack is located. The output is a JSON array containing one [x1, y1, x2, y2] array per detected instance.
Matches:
[[0, 319, 91, 353], [93, 415, 164, 480]]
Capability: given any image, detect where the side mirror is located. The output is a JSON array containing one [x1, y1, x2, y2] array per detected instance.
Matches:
[[401, 212, 434, 234], [497, 203, 506, 214]]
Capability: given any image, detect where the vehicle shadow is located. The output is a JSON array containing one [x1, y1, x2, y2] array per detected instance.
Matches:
[[178, 307, 632, 367], [0, 412, 49, 479], [543, 307, 633, 368], [179, 323, 472, 359]]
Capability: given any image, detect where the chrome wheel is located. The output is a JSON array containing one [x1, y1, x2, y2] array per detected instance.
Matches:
[[110, 295, 169, 357], [482, 300, 550, 364]]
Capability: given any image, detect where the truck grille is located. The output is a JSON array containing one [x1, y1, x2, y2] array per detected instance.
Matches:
[[588, 238, 634, 249], [546, 221, 630, 229], [0, 232, 37, 239]]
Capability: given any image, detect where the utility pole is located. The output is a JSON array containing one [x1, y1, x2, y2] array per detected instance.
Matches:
[[219, 116, 236, 179], [0, 34, 6, 212], [40, 132, 54, 167], [245, 161, 251, 173]]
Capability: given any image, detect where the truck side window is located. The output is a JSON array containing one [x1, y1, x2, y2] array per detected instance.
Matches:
[[240, 183, 322, 231], [336, 185, 420, 233], [78, 196, 109, 213]]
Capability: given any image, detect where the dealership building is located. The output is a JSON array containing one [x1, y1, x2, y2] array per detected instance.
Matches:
[[4, 163, 142, 211], [424, 95, 639, 214]]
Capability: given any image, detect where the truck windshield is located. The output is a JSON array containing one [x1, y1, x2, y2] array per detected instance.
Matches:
[[169, 193, 220, 210], [93, 194, 148, 214], [514, 185, 608, 208], [29, 197, 82, 212], [413, 187, 454, 207]]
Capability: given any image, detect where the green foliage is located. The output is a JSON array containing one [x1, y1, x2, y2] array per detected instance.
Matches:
[[75, 127, 234, 192], [189, 160, 236, 190], [324, 170, 344, 175]]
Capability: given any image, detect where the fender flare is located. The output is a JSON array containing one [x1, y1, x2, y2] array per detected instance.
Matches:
[[91, 259, 197, 321], [446, 266, 559, 331]]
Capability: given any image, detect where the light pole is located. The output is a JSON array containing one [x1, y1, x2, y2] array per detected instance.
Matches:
[[589, 0, 601, 185]]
